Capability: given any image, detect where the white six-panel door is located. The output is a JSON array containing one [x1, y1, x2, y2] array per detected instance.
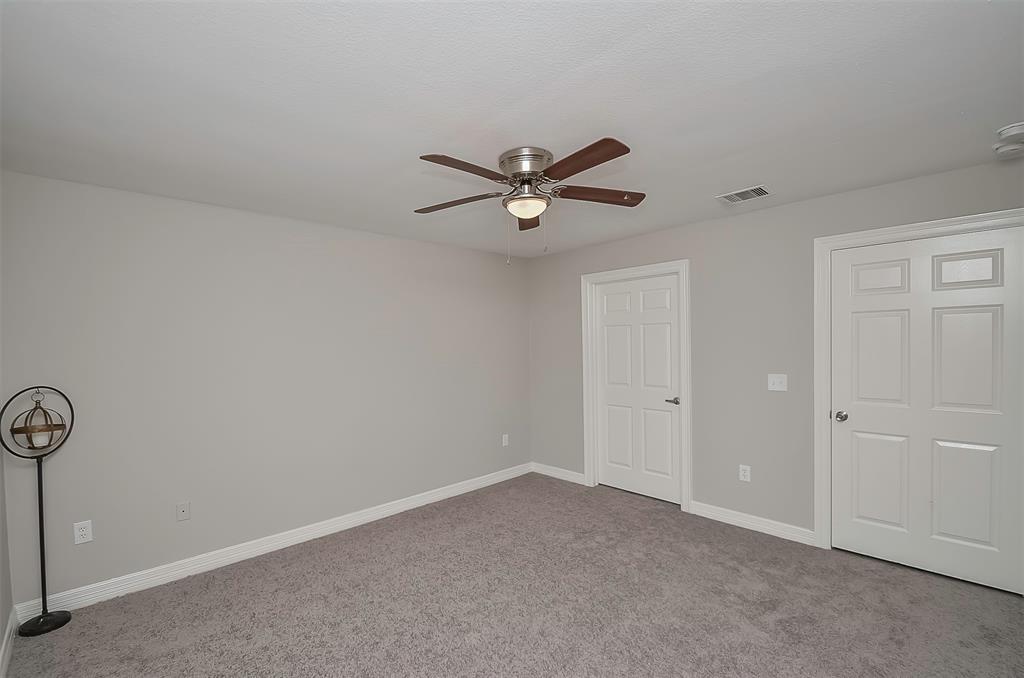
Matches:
[[596, 273, 682, 503], [831, 227, 1022, 592]]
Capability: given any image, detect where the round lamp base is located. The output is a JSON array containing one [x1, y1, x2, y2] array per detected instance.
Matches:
[[18, 610, 71, 637]]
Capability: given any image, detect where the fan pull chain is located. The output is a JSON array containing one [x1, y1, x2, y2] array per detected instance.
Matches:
[[543, 207, 549, 254], [506, 212, 512, 265]]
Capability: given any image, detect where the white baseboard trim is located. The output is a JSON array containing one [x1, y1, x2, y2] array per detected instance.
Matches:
[[14, 462, 533, 623], [529, 462, 588, 486], [0, 607, 17, 677], [528, 466, 816, 547], [689, 501, 817, 547], [13, 463, 820, 623]]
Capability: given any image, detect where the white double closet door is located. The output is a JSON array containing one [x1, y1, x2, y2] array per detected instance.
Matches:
[[831, 227, 1022, 592]]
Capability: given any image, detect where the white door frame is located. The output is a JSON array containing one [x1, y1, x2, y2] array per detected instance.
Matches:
[[812, 207, 1024, 553], [581, 259, 693, 510]]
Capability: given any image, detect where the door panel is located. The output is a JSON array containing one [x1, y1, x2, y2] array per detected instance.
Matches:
[[641, 323, 672, 388], [604, 325, 632, 386], [853, 259, 910, 294], [852, 311, 909, 404], [931, 440, 998, 548], [831, 227, 1022, 592], [605, 405, 633, 468], [597, 274, 681, 502], [932, 306, 1001, 411], [851, 431, 908, 530], [641, 408, 673, 476]]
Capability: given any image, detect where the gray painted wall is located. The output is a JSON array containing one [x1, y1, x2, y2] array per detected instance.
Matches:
[[0, 120, 11, 633], [1, 171, 531, 602], [0, 6, 15, 632], [526, 162, 1024, 530], [0, 457, 9, 630], [1, 161, 1021, 606], [0, 457, 10, 631]]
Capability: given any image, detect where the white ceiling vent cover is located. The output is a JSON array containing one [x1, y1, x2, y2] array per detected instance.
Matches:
[[716, 185, 770, 204]]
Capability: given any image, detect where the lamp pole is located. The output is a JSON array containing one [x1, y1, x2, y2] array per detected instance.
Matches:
[[0, 386, 75, 636], [36, 458, 49, 617]]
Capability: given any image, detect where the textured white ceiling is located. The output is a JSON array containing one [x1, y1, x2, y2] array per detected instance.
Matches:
[[2, 2, 1021, 257]]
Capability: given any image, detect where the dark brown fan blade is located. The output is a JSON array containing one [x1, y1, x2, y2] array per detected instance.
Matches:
[[555, 185, 645, 207], [518, 217, 540, 231], [543, 138, 630, 181], [420, 154, 509, 183], [414, 192, 504, 214]]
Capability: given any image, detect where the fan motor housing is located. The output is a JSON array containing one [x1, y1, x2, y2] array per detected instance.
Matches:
[[498, 147, 553, 178]]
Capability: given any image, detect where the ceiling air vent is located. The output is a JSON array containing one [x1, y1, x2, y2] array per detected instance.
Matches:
[[716, 185, 770, 205]]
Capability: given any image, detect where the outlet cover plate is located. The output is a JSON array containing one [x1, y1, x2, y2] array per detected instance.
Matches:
[[176, 501, 191, 522], [739, 465, 751, 483], [73, 520, 93, 544]]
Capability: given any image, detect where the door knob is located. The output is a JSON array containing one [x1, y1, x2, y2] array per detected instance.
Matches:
[[665, 397, 680, 405], [835, 410, 849, 422]]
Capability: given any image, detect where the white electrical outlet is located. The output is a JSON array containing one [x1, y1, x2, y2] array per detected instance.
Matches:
[[73, 520, 93, 545], [739, 465, 751, 483], [767, 374, 788, 391], [501, 433, 509, 447], [176, 501, 191, 522]]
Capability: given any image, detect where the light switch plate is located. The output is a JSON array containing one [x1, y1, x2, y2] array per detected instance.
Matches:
[[767, 374, 788, 391]]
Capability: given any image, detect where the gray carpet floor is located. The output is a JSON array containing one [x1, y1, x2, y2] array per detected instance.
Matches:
[[9, 473, 1024, 677]]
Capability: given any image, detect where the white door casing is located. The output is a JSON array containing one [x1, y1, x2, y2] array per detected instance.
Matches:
[[582, 261, 692, 507], [830, 227, 1022, 592]]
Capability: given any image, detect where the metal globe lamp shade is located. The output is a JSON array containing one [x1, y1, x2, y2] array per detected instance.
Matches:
[[0, 386, 75, 637]]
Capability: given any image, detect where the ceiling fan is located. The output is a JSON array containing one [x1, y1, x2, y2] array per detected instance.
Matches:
[[414, 138, 646, 231]]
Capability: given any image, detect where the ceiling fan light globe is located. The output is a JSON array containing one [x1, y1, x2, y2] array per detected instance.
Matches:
[[505, 196, 549, 220]]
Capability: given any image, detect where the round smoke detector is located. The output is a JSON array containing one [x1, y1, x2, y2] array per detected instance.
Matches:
[[992, 142, 1024, 160], [996, 122, 1024, 143], [993, 122, 1024, 160]]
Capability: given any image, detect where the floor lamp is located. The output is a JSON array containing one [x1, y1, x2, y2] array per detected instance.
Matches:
[[0, 386, 75, 637]]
